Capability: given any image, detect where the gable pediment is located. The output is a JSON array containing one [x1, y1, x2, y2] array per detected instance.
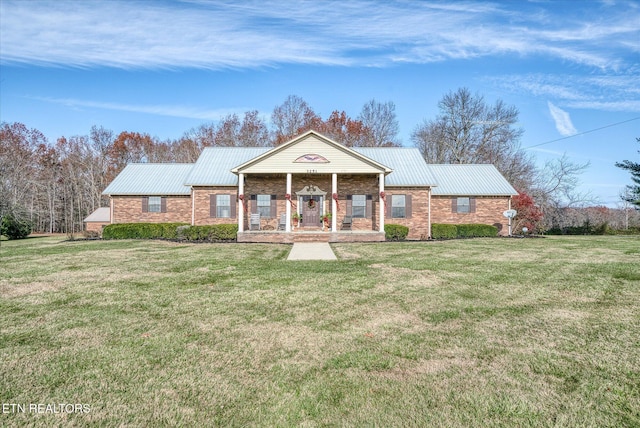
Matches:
[[232, 131, 391, 175]]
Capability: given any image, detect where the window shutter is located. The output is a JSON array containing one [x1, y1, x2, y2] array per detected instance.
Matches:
[[451, 198, 457, 213], [346, 195, 353, 216], [210, 195, 216, 217], [161, 197, 167, 213], [366, 194, 372, 218], [406, 194, 412, 219], [230, 195, 237, 218], [270, 194, 277, 218], [386, 194, 392, 218], [470, 197, 476, 213], [142, 197, 149, 213], [250, 195, 257, 214]]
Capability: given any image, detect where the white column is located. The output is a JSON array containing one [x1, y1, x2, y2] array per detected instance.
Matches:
[[238, 173, 244, 233], [332, 173, 337, 232], [379, 173, 385, 233], [286, 173, 292, 232], [110, 197, 114, 224]]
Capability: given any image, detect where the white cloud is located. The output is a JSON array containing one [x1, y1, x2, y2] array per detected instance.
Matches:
[[547, 101, 577, 136], [0, 0, 637, 70], [489, 74, 640, 113], [32, 96, 247, 121]]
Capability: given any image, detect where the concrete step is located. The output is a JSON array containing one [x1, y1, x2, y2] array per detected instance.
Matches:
[[293, 233, 331, 242]]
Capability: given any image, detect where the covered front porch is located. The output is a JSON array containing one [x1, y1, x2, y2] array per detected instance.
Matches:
[[229, 130, 393, 242]]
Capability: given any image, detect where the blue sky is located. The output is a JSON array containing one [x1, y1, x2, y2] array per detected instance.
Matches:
[[1, 0, 639, 206]]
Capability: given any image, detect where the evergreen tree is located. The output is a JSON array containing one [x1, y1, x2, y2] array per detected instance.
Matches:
[[616, 137, 640, 208]]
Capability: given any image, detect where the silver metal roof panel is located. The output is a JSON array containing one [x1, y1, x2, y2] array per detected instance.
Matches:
[[102, 163, 193, 195], [428, 164, 517, 196], [184, 147, 270, 186], [354, 147, 438, 186]]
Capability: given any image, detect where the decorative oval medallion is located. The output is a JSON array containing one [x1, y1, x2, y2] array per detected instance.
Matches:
[[294, 154, 329, 163]]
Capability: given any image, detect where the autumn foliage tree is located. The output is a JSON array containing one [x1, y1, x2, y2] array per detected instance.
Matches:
[[271, 95, 400, 147], [512, 191, 544, 233]]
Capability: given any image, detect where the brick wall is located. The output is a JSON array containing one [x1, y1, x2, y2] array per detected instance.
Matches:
[[193, 186, 238, 226], [431, 195, 511, 236], [85, 222, 109, 234], [111, 195, 191, 224], [110, 185, 512, 239], [384, 188, 431, 240]]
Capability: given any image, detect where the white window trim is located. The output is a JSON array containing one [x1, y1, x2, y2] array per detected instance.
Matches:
[[148, 196, 162, 213]]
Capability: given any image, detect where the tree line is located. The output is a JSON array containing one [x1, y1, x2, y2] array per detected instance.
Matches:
[[1, 90, 637, 236]]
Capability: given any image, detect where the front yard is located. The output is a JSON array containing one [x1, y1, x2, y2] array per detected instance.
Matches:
[[1, 236, 638, 426]]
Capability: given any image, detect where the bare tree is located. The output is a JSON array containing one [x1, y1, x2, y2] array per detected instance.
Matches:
[[271, 95, 320, 145], [358, 99, 400, 146], [411, 88, 535, 189], [531, 154, 594, 231], [239, 110, 270, 147], [0, 122, 46, 224], [214, 114, 242, 147]]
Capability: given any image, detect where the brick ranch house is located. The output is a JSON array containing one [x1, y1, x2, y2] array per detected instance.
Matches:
[[96, 130, 517, 242]]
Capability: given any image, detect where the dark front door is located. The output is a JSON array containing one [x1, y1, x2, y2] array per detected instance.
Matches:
[[302, 196, 320, 227]]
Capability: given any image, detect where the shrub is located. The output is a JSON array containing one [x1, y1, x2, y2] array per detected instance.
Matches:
[[431, 223, 497, 239], [102, 223, 188, 240], [456, 224, 498, 238], [0, 213, 32, 239], [182, 224, 238, 242], [385, 224, 409, 241], [431, 224, 457, 239]]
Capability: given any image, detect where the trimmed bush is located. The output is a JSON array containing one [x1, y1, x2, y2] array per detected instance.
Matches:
[[385, 224, 409, 241], [456, 224, 498, 238], [0, 213, 32, 240], [431, 224, 457, 239], [431, 223, 497, 239], [102, 223, 188, 240], [182, 224, 238, 242], [102, 223, 238, 241]]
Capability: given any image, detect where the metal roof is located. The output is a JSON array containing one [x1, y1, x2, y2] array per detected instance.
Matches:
[[427, 164, 517, 196], [184, 147, 269, 186], [83, 207, 110, 222], [102, 163, 193, 195], [354, 147, 438, 186]]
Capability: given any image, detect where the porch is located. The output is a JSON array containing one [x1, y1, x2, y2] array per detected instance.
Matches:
[[237, 230, 385, 243]]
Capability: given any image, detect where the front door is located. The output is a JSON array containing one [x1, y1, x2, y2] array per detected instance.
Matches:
[[301, 196, 320, 227]]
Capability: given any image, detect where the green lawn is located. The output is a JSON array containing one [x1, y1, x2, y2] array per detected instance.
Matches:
[[1, 236, 639, 427]]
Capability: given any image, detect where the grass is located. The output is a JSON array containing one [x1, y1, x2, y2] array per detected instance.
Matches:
[[1, 235, 639, 427]]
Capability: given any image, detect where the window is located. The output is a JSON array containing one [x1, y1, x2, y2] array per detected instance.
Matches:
[[148, 196, 162, 213], [216, 194, 231, 218], [392, 194, 406, 218], [352, 194, 366, 218], [257, 194, 272, 218], [456, 197, 470, 213]]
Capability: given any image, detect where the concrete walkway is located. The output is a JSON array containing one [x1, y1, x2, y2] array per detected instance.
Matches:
[[287, 242, 337, 261]]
